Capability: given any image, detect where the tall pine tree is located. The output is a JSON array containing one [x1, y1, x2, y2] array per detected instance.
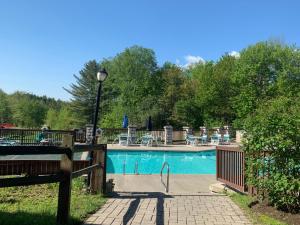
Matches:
[[64, 60, 100, 127]]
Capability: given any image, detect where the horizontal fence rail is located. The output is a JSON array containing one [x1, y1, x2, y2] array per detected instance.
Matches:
[[216, 146, 245, 192], [0, 135, 107, 225], [0, 160, 89, 176]]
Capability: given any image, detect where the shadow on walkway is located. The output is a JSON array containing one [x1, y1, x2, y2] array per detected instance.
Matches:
[[110, 192, 173, 225]]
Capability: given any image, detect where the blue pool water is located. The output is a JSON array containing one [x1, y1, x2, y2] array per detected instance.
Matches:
[[107, 150, 216, 174]]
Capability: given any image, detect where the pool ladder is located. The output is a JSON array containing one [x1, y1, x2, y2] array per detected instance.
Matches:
[[123, 160, 139, 175], [160, 162, 170, 193]]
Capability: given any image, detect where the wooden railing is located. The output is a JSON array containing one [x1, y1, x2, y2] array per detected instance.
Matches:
[[0, 135, 107, 225], [216, 145, 245, 192]]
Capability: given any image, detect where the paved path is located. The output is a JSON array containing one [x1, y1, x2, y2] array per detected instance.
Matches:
[[84, 192, 251, 225]]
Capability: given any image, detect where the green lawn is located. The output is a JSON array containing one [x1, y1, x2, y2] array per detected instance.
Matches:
[[229, 193, 287, 225], [0, 178, 106, 225]]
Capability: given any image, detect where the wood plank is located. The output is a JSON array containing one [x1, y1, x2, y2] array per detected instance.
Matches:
[[56, 135, 73, 225]]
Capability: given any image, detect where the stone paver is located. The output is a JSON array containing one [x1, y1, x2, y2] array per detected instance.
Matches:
[[84, 192, 252, 225]]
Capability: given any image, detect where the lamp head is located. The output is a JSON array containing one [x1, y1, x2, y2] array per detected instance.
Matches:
[[97, 68, 108, 82]]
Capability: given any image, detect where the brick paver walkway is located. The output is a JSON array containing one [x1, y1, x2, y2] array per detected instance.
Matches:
[[84, 192, 252, 225]]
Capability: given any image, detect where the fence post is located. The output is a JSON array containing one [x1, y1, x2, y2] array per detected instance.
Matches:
[[56, 135, 73, 225], [85, 124, 93, 144], [90, 141, 105, 193], [164, 126, 173, 145]]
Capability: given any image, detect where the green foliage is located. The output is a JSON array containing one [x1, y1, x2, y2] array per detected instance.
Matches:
[[46, 106, 75, 130], [231, 41, 300, 127], [103, 46, 161, 127], [0, 89, 12, 123], [64, 60, 100, 127], [11, 95, 47, 128], [267, 174, 300, 213], [243, 96, 300, 213], [230, 193, 288, 225]]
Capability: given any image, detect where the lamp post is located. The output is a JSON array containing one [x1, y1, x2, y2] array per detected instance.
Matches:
[[88, 68, 108, 188], [92, 68, 108, 143]]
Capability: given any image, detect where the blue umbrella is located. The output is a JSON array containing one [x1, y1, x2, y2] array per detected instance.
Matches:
[[146, 116, 152, 131], [122, 115, 128, 128]]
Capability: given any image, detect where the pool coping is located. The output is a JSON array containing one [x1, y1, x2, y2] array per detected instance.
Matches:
[[108, 144, 239, 152]]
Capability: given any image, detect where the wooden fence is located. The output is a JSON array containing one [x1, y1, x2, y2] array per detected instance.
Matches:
[[216, 145, 246, 192], [0, 135, 107, 225]]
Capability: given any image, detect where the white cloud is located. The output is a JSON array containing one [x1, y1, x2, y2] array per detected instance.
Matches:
[[176, 55, 205, 68], [184, 55, 205, 67], [229, 51, 240, 58]]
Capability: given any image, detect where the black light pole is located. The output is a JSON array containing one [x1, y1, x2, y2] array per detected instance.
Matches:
[[88, 68, 108, 188], [92, 67, 108, 142]]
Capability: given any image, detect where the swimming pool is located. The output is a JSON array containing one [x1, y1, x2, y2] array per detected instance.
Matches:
[[107, 150, 216, 174]]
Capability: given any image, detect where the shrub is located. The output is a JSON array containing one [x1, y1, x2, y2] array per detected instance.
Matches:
[[243, 96, 300, 213]]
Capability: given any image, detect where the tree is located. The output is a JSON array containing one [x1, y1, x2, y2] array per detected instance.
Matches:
[[64, 60, 100, 127], [12, 97, 47, 128], [231, 41, 300, 127], [101, 46, 161, 127], [0, 89, 12, 124]]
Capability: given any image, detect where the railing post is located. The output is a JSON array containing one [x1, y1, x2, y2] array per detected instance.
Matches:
[[90, 142, 105, 193], [164, 125, 173, 145], [102, 145, 107, 193], [57, 135, 73, 225]]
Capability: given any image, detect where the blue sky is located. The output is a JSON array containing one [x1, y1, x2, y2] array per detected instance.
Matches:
[[0, 0, 299, 100]]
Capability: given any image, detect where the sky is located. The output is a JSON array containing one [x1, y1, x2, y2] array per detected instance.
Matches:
[[0, 0, 299, 101]]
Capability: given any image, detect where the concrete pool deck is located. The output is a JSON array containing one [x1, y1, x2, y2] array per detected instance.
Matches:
[[107, 174, 218, 193]]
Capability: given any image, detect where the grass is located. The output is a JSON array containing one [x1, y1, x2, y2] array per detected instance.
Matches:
[[0, 177, 106, 225], [229, 193, 288, 225]]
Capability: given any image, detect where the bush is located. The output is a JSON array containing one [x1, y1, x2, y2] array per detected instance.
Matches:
[[243, 96, 300, 213], [267, 174, 300, 213]]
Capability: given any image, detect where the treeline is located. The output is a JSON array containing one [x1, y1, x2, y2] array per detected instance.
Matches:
[[1, 41, 300, 130], [0, 91, 73, 129]]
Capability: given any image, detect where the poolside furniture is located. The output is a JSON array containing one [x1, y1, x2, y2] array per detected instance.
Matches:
[[0, 137, 17, 146], [140, 133, 160, 147], [114, 133, 137, 146], [186, 134, 205, 146], [200, 134, 208, 145], [221, 129, 230, 144], [210, 129, 222, 145], [140, 133, 154, 146]]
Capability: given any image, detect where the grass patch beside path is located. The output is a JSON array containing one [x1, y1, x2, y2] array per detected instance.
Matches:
[[0, 177, 106, 225], [230, 193, 287, 225]]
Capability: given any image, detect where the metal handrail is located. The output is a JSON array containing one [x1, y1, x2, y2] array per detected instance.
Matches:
[[123, 160, 126, 175], [134, 160, 139, 175], [160, 162, 170, 193]]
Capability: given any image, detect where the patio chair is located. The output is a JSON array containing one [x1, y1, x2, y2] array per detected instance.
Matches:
[[200, 134, 208, 145], [186, 134, 198, 146], [116, 133, 129, 146], [140, 133, 154, 147], [113, 133, 137, 146], [221, 131, 230, 145], [210, 129, 222, 145]]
